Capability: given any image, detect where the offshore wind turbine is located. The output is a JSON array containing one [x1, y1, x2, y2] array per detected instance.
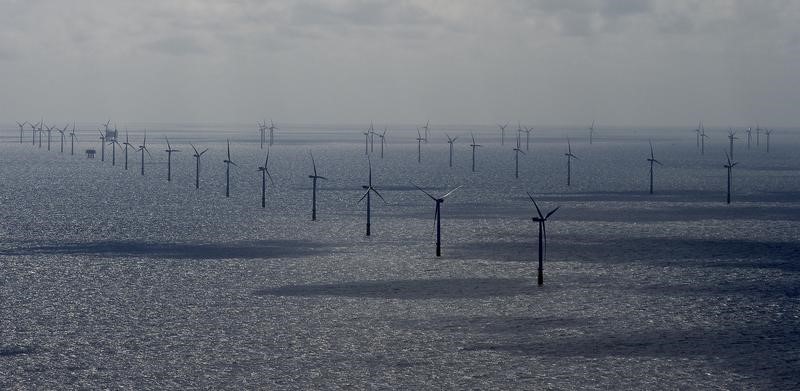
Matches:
[[108, 135, 121, 166], [190, 144, 208, 189], [764, 129, 772, 152], [446, 133, 458, 167], [268, 120, 277, 146], [258, 120, 266, 149], [756, 124, 761, 147], [45, 124, 53, 151], [223, 139, 237, 197], [745, 127, 752, 150], [416, 129, 425, 163], [695, 122, 702, 150], [420, 121, 430, 143], [647, 141, 663, 194], [29, 121, 38, 145], [724, 151, 737, 204], [308, 152, 327, 221], [69, 123, 77, 156], [164, 137, 180, 181], [513, 142, 525, 179], [523, 127, 532, 151], [498, 123, 508, 145], [469, 133, 481, 172], [38, 123, 44, 148], [358, 158, 386, 236], [414, 184, 461, 257], [137, 130, 152, 175], [377, 128, 387, 159], [700, 126, 709, 155], [527, 192, 560, 286], [588, 120, 595, 144], [258, 148, 274, 208], [727, 129, 738, 160], [122, 131, 135, 170], [57, 124, 67, 153], [98, 129, 107, 161], [369, 122, 376, 154], [16, 121, 26, 143], [363, 127, 371, 155], [564, 137, 579, 186]]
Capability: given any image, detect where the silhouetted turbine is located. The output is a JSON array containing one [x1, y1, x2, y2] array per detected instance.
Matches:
[[528, 192, 559, 286], [588, 120, 595, 144], [756, 124, 761, 147], [359, 158, 386, 236], [469, 133, 481, 172], [421, 121, 430, 143], [745, 127, 752, 150], [308, 152, 327, 221], [137, 130, 152, 175], [45, 124, 53, 151], [446, 133, 458, 168], [498, 123, 508, 145], [16, 121, 26, 143], [108, 136, 121, 166], [268, 120, 277, 146], [727, 129, 738, 160], [513, 144, 525, 179], [414, 184, 461, 257], [258, 148, 274, 208], [69, 123, 77, 156], [564, 137, 579, 186], [764, 129, 772, 152], [164, 137, 180, 181], [700, 126, 709, 155], [57, 124, 68, 153], [190, 143, 208, 189], [223, 139, 237, 197], [258, 120, 266, 149], [98, 130, 107, 161], [695, 121, 702, 149], [122, 131, 136, 170], [416, 129, 425, 163], [523, 127, 532, 151], [647, 140, 662, 195], [724, 151, 737, 204], [29, 121, 38, 145], [377, 128, 387, 159]]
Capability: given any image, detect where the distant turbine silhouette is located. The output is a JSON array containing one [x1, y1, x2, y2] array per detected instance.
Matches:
[[414, 184, 461, 257], [695, 122, 702, 149], [377, 128, 387, 159], [258, 148, 274, 208], [647, 141, 662, 195], [369, 122, 376, 153], [745, 127, 752, 150], [258, 120, 266, 149], [359, 158, 386, 236], [363, 126, 371, 155], [122, 131, 136, 170], [564, 137, 578, 186], [756, 124, 761, 147], [498, 123, 508, 145], [190, 143, 208, 189], [98, 130, 107, 162], [727, 129, 738, 160], [421, 121, 430, 143], [29, 121, 38, 145], [308, 152, 327, 221], [469, 133, 481, 172], [700, 126, 709, 155], [268, 120, 277, 146], [16, 121, 26, 143], [528, 192, 560, 286], [513, 144, 525, 179], [523, 127, 532, 151], [588, 120, 595, 144], [164, 137, 180, 181], [108, 135, 121, 166], [57, 124, 67, 153], [45, 124, 53, 151], [446, 133, 458, 168], [416, 129, 425, 163], [724, 151, 738, 204], [69, 123, 77, 156], [137, 130, 152, 175], [764, 129, 772, 152], [223, 139, 237, 197]]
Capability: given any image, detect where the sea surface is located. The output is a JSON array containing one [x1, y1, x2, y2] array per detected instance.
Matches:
[[1, 122, 799, 389]]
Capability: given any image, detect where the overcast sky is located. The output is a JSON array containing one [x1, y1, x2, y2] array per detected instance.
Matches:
[[1, 0, 798, 127]]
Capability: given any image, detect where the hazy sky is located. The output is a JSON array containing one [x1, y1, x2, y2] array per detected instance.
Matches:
[[1, 0, 798, 127]]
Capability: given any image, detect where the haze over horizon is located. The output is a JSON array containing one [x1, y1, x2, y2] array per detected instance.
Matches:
[[1, 1, 798, 128]]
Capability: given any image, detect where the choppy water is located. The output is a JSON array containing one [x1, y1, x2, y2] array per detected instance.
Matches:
[[1, 123, 799, 389]]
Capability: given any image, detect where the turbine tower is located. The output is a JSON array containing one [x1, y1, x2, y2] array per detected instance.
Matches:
[[358, 158, 386, 236], [258, 149, 274, 208], [527, 192, 560, 286], [469, 133, 481, 172], [122, 131, 136, 170], [416, 129, 425, 163], [308, 152, 327, 221], [137, 130, 152, 175], [724, 151, 738, 204], [164, 137, 180, 181], [190, 143, 208, 189], [647, 141, 662, 195], [414, 184, 461, 257], [69, 123, 78, 156], [223, 139, 237, 197], [446, 133, 458, 168], [564, 138, 579, 186], [497, 123, 508, 145]]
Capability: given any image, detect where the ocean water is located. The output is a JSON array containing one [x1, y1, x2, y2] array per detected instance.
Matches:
[[1, 123, 799, 389]]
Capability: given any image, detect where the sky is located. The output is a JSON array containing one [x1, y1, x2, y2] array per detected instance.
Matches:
[[0, 0, 798, 128]]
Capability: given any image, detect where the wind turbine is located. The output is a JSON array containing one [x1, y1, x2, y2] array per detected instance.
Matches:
[[695, 122, 702, 150], [700, 126, 709, 155], [358, 158, 386, 236], [527, 192, 560, 286], [268, 120, 277, 146], [98, 130, 107, 161], [414, 184, 461, 257], [122, 131, 136, 170], [647, 141, 662, 195], [38, 122, 44, 148], [564, 137, 578, 186], [369, 122, 376, 154], [377, 128, 387, 159], [45, 124, 54, 151], [724, 151, 737, 204], [57, 124, 68, 153], [756, 124, 761, 147], [163, 137, 180, 181], [764, 129, 772, 152], [308, 152, 327, 221], [190, 144, 208, 189], [108, 135, 121, 166], [498, 123, 508, 145], [258, 120, 266, 149], [446, 133, 458, 168], [29, 120, 38, 145], [69, 123, 77, 156], [363, 127, 371, 155], [16, 121, 26, 143], [513, 143, 525, 179], [745, 127, 752, 150], [523, 127, 532, 151], [258, 149, 274, 208], [137, 130, 152, 175], [727, 129, 738, 160], [416, 128, 425, 163], [588, 120, 595, 144], [223, 139, 237, 197], [421, 121, 430, 143], [469, 133, 481, 172]]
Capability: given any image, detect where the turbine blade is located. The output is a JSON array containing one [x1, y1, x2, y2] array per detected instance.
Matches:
[[526, 191, 544, 219], [441, 185, 462, 199], [545, 206, 560, 219], [358, 190, 370, 203], [413, 183, 437, 201]]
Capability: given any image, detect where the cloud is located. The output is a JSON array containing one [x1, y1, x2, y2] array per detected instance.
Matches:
[[142, 35, 210, 56]]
